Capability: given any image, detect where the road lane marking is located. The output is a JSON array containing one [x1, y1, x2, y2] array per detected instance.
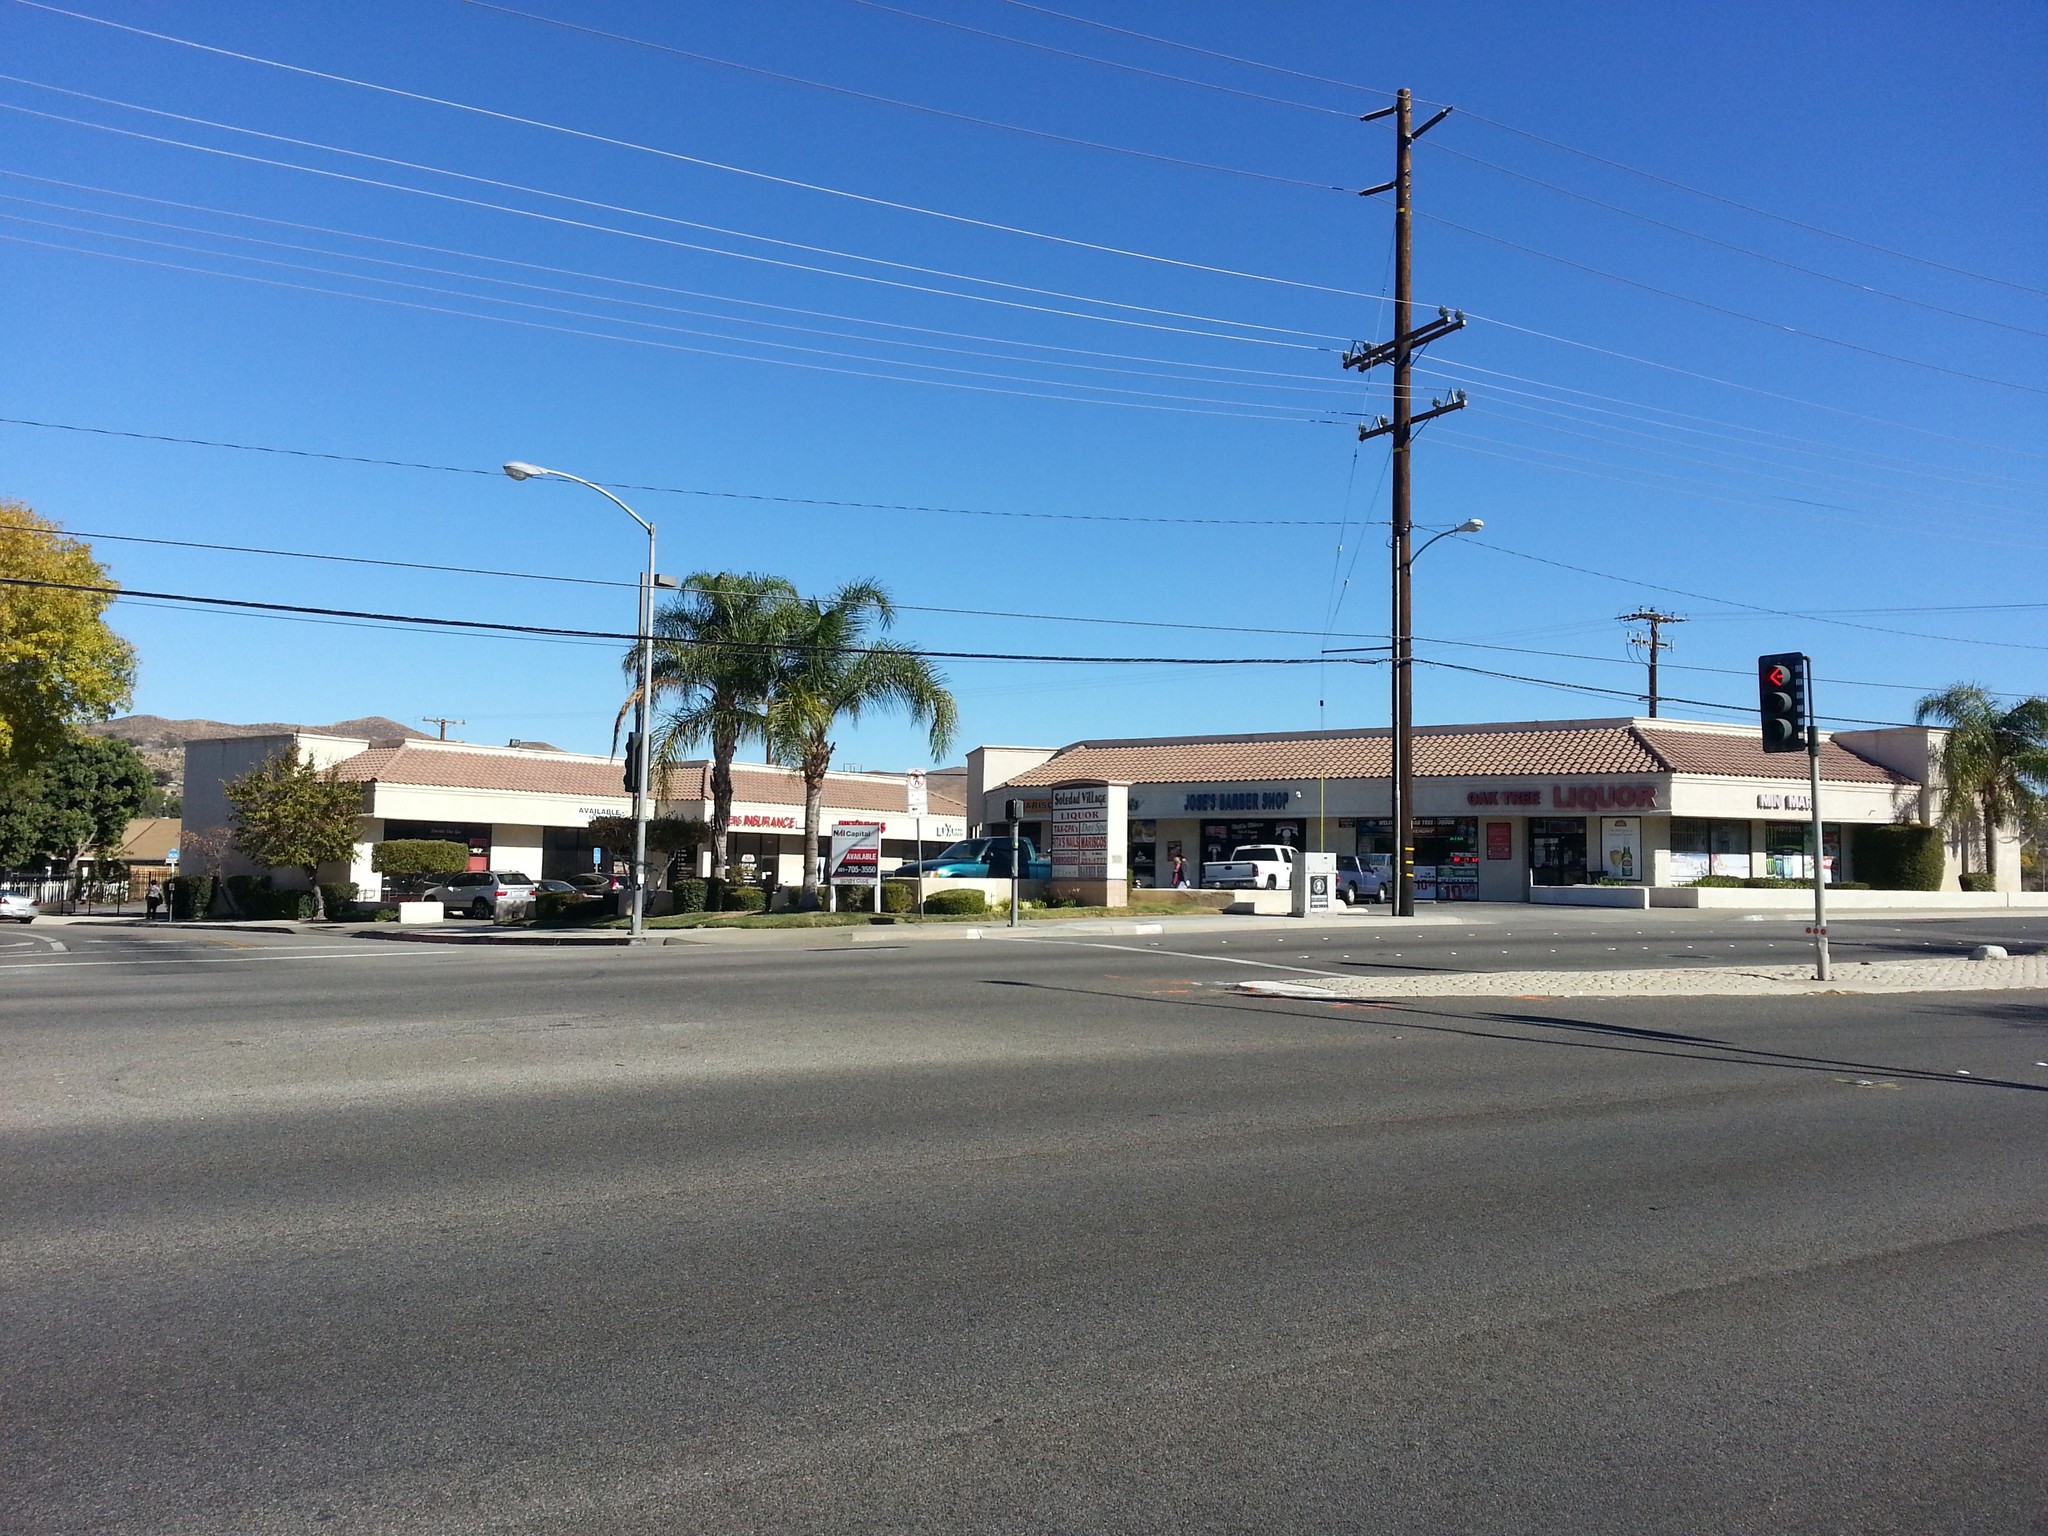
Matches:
[[1004, 936, 1351, 978], [0, 950, 426, 972]]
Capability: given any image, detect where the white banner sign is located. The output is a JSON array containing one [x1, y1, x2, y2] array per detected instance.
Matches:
[[828, 820, 885, 880]]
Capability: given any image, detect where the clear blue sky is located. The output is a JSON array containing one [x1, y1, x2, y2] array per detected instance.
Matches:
[[3, 0, 2042, 768]]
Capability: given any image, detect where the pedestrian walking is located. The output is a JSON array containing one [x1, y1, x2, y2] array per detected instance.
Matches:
[[145, 878, 163, 921], [1171, 854, 1189, 889]]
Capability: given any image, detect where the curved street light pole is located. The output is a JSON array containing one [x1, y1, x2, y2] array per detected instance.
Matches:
[[1392, 517, 1483, 918], [504, 462, 657, 941]]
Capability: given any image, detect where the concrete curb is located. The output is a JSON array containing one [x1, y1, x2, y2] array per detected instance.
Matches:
[[1233, 953, 2048, 1002]]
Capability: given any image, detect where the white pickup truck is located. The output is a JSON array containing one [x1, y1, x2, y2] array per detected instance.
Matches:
[[1202, 844, 1296, 890]]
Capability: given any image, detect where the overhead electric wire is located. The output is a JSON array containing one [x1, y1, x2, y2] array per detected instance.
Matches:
[[0, 202, 1359, 404], [1424, 141, 2048, 338], [0, 215, 1356, 415], [0, 574, 1383, 666], [0, 11, 1379, 303], [0, 517, 1404, 643], [460, 0, 1346, 193], [1427, 212, 2046, 396], [964, 0, 2045, 298], [1414, 655, 1924, 729], [0, 416, 1356, 525], [837, 0, 1360, 118], [6, 231, 1338, 423], [0, 93, 1338, 349]]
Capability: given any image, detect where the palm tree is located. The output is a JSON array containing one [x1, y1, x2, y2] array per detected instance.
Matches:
[[1914, 684, 2048, 887], [635, 572, 799, 884], [768, 581, 956, 910]]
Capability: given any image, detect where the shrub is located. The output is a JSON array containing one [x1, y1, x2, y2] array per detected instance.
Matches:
[[669, 878, 709, 913], [720, 886, 768, 912], [880, 880, 917, 914], [1684, 875, 1746, 888], [370, 839, 470, 879], [1852, 824, 1944, 892], [166, 874, 214, 920], [1959, 871, 1996, 893], [921, 888, 988, 916], [835, 884, 876, 913], [537, 890, 608, 924], [318, 882, 360, 920]]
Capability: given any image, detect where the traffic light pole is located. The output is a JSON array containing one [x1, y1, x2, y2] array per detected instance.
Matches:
[[1807, 692, 1830, 982]]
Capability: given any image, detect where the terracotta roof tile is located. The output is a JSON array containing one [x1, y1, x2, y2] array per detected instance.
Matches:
[[333, 744, 629, 798], [653, 761, 965, 814], [1001, 721, 1912, 788]]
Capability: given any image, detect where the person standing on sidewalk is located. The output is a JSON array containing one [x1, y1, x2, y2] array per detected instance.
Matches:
[[145, 879, 163, 922]]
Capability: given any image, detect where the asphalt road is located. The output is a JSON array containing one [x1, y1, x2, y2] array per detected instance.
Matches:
[[4, 919, 2044, 1534]]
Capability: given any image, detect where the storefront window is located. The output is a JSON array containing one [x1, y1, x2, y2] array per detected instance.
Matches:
[[1670, 818, 1752, 883], [1129, 820, 1157, 884], [1764, 823, 1842, 882], [1414, 816, 1479, 900], [1200, 820, 1303, 866], [1528, 817, 1587, 887]]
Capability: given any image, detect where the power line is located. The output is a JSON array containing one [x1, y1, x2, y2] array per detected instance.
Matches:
[[0, 574, 1385, 666], [0, 94, 1331, 349], [0, 516, 1405, 643], [460, 0, 1348, 193], [0, 10, 1376, 303], [1427, 212, 2046, 396], [1423, 141, 2048, 338], [0, 416, 1354, 525], [948, 0, 2044, 298]]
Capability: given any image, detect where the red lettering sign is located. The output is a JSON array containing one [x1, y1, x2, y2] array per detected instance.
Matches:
[[1549, 783, 1657, 810], [1486, 821, 1512, 860]]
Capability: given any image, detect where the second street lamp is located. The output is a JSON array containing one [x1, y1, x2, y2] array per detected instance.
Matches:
[[503, 460, 674, 941], [1392, 517, 1483, 919]]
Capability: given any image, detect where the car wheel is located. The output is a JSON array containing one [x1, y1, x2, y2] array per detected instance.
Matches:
[[1264, 874, 1277, 890], [469, 898, 490, 919], [1337, 886, 1353, 906]]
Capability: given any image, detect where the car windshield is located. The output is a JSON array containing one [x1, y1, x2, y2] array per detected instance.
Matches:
[[934, 841, 993, 860], [499, 874, 534, 885]]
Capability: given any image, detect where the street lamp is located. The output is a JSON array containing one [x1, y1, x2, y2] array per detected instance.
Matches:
[[504, 461, 670, 941], [1391, 516, 1483, 919]]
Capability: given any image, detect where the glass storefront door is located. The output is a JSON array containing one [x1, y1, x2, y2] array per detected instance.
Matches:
[[1528, 817, 1588, 886]]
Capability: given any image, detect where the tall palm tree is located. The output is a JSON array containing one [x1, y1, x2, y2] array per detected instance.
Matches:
[[769, 580, 956, 910], [1914, 683, 2048, 886], [634, 572, 799, 884]]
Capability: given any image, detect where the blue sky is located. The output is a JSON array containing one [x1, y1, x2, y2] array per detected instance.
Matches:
[[2, 0, 2042, 768]]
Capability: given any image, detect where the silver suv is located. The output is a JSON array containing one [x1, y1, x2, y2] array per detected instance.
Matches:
[[422, 870, 536, 918]]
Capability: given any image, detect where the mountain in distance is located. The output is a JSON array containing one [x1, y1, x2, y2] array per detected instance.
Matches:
[[91, 715, 430, 750]]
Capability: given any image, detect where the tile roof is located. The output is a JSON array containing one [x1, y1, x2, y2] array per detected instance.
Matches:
[[660, 762, 966, 815], [1001, 721, 1910, 788], [333, 744, 630, 799]]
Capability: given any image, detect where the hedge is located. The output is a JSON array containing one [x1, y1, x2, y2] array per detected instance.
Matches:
[[921, 888, 988, 916], [1685, 875, 1868, 891], [670, 878, 709, 913], [318, 882, 360, 920], [369, 839, 471, 878], [721, 886, 768, 912], [166, 874, 214, 920], [1959, 871, 1996, 893], [1852, 825, 1944, 891], [537, 890, 609, 924]]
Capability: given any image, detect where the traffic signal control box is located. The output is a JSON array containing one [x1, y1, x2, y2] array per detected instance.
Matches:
[[1756, 653, 1809, 754]]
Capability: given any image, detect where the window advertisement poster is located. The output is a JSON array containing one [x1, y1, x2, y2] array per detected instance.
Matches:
[[1486, 821, 1513, 861], [1600, 817, 1642, 882]]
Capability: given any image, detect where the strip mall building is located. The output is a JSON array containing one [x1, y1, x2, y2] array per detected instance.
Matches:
[[182, 730, 966, 897], [970, 715, 2013, 899]]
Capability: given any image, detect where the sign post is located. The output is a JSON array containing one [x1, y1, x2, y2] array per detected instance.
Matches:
[[165, 847, 180, 922], [1807, 678, 1830, 982], [1005, 798, 1023, 928], [906, 770, 927, 917], [829, 820, 885, 912]]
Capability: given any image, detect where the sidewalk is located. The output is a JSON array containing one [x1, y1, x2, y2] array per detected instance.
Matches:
[[1235, 953, 2048, 1002]]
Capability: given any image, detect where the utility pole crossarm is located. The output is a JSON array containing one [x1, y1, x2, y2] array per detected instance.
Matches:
[[1360, 391, 1466, 441], [1620, 608, 1685, 718]]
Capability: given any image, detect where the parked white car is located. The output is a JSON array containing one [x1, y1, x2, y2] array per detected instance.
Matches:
[[420, 870, 537, 918], [0, 891, 39, 923], [1202, 845, 1296, 890]]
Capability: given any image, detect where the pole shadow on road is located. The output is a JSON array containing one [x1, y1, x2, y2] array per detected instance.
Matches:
[[979, 979, 2048, 1095]]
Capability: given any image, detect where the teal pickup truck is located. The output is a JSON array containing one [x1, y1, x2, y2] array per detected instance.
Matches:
[[891, 836, 1051, 880]]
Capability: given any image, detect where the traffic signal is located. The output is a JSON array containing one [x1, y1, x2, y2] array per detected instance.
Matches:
[[1756, 653, 1809, 754], [622, 731, 641, 793], [1005, 797, 1025, 823]]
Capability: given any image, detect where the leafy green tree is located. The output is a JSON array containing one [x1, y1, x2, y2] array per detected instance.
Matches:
[[0, 731, 152, 873], [0, 502, 138, 774], [638, 572, 799, 882], [583, 814, 709, 885], [769, 580, 955, 909], [1914, 684, 2048, 887], [370, 839, 471, 878], [223, 749, 363, 919]]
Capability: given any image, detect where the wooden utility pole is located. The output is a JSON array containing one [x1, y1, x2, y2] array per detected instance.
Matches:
[[1620, 609, 1684, 717], [1345, 89, 1465, 918], [423, 716, 465, 740]]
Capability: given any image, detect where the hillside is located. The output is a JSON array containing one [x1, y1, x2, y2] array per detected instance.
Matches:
[[88, 716, 429, 795]]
